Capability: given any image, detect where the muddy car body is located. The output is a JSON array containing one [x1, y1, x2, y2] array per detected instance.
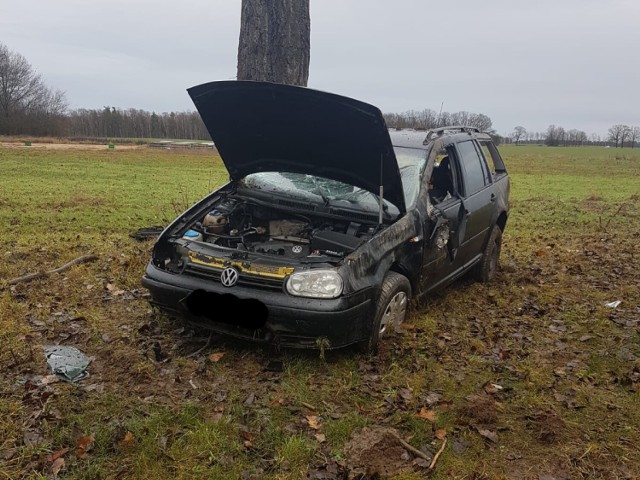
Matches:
[[142, 81, 510, 351]]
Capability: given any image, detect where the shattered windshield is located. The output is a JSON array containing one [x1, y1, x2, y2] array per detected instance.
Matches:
[[239, 146, 426, 213], [394, 146, 427, 207]]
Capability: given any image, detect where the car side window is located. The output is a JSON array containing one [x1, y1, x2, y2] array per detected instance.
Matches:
[[429, 146, 459, 203], [456, 140, 490, 196], [479, 141, 507, 175]]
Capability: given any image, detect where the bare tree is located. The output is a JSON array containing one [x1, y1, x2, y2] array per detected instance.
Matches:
[[512, 126, 526, 145], [608, 124, 627, 148], [629, 126, 640, 148], [0, 42, 67, 135], [237, 0, 310, 86], [620, 125, 631, 148]]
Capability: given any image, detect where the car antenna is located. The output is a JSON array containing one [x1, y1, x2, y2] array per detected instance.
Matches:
[[437, 101, 444, 127]]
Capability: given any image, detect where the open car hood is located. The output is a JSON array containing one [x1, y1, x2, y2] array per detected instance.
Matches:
[[187, 81, 406, 214]]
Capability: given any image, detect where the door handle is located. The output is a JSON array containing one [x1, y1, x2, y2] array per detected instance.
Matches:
[[490, 193, 496, 202]]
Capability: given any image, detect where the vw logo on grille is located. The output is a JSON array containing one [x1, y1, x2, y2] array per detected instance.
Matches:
[[220, 267, 239, 287]]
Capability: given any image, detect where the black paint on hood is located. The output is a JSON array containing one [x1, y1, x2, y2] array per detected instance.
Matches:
[[187, 81, 406, 214]]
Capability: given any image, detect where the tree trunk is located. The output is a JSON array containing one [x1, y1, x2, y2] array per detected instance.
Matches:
[[237, 0, 310, 87]]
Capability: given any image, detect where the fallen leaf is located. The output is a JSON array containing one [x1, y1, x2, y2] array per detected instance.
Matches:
[[47, 447, 69, 462], [23, 430, 43, 446], [476, 428, 498, 443], [118, 431, 135, 448], [75, 434, 95, 458], [315, 433, 326, 443], [400, 323, 416, 330], [435, 429, 447, 440], [51, 457, 65, 477], [398, 387, 414, 401], [209, 352, 225, 362], [305, 415, 321, 430], [1, 449, 16, 461], [417, 406, 436, 422]]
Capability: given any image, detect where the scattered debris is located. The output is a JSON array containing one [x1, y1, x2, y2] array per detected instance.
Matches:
[[429, 437, 448, 470], [44, 346, 90, 382], [129, 225, 165, 241], [5, 254, 98, 286], [605, 300, 621, 308]]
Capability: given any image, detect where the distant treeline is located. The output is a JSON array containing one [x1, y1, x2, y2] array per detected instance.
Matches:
[[383, 109, 494, 133], [506, 124, 640, 148], [67, 108, 210, 140], [1, 106, 211, 141]]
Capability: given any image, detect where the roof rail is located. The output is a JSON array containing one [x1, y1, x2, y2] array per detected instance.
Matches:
[[425, 125, 481, 142]]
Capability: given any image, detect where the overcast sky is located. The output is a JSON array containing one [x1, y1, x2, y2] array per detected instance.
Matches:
[[1, 0, 638, 136]]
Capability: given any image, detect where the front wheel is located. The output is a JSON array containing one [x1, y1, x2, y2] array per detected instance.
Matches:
[[476, 224, 502, 283], [357, 271, 411, 354]]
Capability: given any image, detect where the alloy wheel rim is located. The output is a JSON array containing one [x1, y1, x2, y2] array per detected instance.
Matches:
[[379, 291, 407, 335]]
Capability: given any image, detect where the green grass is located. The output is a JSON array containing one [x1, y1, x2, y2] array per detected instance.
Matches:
[[1, 144, 639, 479]]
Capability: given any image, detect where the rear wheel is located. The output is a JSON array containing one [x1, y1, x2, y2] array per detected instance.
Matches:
[[357, 271, 411, 354], [476, 224, 502, 283]]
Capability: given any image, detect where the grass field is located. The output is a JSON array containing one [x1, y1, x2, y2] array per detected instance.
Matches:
[[1, 144, 639, 479]]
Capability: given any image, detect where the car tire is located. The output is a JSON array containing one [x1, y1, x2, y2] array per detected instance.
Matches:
[[476, 224, 502, 283], [357, 271, 411, 354]]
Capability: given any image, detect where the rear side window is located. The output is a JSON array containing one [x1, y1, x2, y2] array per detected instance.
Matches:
[[456, 141, 489, 196], [479, 141, 507, 175]]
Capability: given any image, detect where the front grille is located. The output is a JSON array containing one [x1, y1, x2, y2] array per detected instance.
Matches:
[[184, 263, 284, 291]]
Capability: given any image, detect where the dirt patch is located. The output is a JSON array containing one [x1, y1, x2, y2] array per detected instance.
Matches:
[[526, 410, 565, 444], [344, 427, 414, 479], [458, 394, 498, 425]]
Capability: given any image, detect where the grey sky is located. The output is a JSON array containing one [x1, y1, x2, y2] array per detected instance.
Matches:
[[2, 0, 638, 136]]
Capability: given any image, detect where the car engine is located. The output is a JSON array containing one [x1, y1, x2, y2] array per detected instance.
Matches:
[[187, 197, 374, 259]]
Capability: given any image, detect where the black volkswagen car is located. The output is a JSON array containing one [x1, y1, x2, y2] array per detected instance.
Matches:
[[142, 81, 510, 352]]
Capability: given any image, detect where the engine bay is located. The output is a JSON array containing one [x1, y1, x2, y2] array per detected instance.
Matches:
[[180, 196, 377, 260]]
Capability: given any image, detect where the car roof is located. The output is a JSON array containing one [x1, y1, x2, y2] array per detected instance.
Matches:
[[389, 129, 428, 149], [389, 126, 493, 149]]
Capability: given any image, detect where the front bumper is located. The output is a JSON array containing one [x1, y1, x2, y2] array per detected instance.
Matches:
[[141, 262, 375, 349]]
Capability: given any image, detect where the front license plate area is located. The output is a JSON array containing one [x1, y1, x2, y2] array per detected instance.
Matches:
[[184, 290, 268, 330]]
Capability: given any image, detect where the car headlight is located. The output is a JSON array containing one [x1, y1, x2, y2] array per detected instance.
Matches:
[[286, 270, 343, 299]]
